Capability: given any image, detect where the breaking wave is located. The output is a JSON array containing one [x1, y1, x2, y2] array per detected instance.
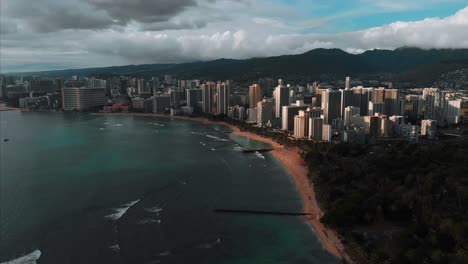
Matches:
[[109, 244, 120, 252], [233, 144, 245, 152], [138, 218, 161, 225], [144, 206, 163, 214], [0, 250, 41, 264], [206, 135, 229, 142], [106, 199, 141, 220], [255, 151, 266, 160]]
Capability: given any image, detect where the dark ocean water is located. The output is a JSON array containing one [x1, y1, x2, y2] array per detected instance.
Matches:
[[0, 111, 340, 264]]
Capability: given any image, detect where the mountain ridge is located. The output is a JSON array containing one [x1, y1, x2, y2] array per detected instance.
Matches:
[[5, 47, 468, 86]]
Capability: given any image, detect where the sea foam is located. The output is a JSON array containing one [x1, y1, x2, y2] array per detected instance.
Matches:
[[255, 151, 266, 160], [106, 199, 140, 220], [206, 135, 229, 142], [109, 244, 120, 252], [144, 206, 163, 214], [0, 250, 41, 264], [138, 218, 161, 225], [233, 144, 244, 152]]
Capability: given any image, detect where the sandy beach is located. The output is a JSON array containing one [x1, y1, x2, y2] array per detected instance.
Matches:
[[94, 112, 352, 263]]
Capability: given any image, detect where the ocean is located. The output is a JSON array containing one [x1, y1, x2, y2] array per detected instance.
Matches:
[[0, 111, 340, 264]]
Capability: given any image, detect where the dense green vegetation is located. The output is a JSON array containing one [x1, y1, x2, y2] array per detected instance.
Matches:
[[11, 48, 468, 87], [305, 141, 468, 264]]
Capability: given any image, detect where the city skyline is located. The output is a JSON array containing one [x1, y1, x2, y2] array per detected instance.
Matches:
[[1, 1, 468, 72]]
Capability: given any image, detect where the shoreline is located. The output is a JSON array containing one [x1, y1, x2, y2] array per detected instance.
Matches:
[[94, 112, 351, 263]]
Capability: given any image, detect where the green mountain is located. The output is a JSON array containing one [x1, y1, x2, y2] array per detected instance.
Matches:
[[8, 47, 468, 85]]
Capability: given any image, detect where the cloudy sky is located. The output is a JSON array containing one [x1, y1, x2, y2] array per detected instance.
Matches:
[[1, 0, 468, 72]]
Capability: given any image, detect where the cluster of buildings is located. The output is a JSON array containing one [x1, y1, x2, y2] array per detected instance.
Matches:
[[228, 79, 464, 144], [2, 74, 464, 144]]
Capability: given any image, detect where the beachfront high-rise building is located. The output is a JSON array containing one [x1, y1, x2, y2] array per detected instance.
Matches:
[[445, 99, 462, 125], [389, 115, 405, 136], [345, 77, 351, 90], [257, 99, 273, 127], [258, 78, 276, 97], [353, 87, 374, 116], [275, 85, 290, 118], [186, 88, 202, 111], [322, 89, 342, 124], [228, 106, 246, 121], [424, 88, 446, 125], [281, 102, 308, 131], [217, 82, 230, 115], [373, 87, 385, 103], [384, 89, 400, 116], [344, 106, 360, 127], [309, 118, 323, 140], [153, 95, 171, 113], [364, 115, 381, 137], [293, 111, 307, 139], [412, 97, 424, 119], [29, 79, 54, 93], [178, 80, 186, 94], [201, 82, 216, 114], [421, 119, 437, 139], [380, 116, 391, 137], [322, 124, 332, 142], [247, 108, 258, 123], [62, 87, 106, 111], [249, 84, 262, 109], [368, 101, 385, 116], [87, 78, 107, 89], [137, 79, 145, 94], [340, 89, 354, 117], [169, 89, 183, 107]]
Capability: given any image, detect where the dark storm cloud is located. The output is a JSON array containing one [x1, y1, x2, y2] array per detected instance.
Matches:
[[142, 20, 208, 31], [1, 0, 205, 32], [86, 0, 198, 24], [2, 0, 115, 32]]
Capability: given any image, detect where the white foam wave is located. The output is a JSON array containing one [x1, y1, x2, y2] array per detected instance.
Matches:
[[153, 123, 165, 127], [200, 142, 206, 146], [99, 128, 105, 130], [206, 135, 229, 142], [106, 199, 140, 220], [145, 206, 163, 214], [114, 124, 123, 127], [0, 250, 41, 264], [211, 148, 216, 151], [138, 218, 161, 225], [255, 151, 265, 160], [109, 244, 120, 252], [233, 145, 244, 152], [191, 131, 205, 135]]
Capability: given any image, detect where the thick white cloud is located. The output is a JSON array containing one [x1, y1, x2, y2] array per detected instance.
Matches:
[[1, 2, 468, 72]]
